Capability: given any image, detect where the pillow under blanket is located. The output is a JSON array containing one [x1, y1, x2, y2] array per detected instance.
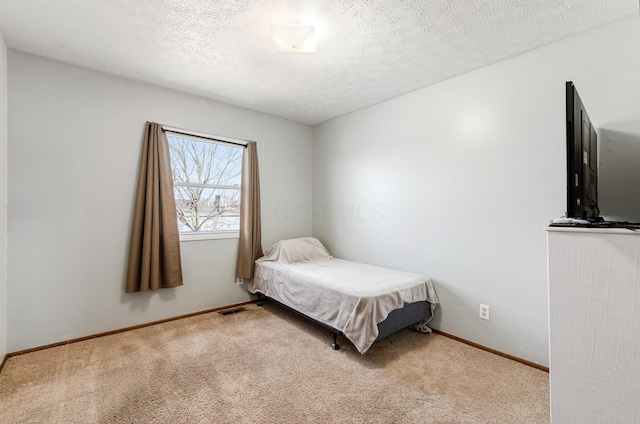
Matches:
[[258, 237, 333, 264]]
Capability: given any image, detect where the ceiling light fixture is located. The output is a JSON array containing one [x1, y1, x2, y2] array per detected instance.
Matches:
[[269, 20, 316, 53]]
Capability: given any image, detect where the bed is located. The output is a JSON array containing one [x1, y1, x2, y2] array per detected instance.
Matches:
[[248, 237, 439, 354]]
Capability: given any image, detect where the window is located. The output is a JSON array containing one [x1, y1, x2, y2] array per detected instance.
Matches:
[[166, 130, 244, 240]]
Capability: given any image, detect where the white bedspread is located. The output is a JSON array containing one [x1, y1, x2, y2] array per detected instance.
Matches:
[[249, 239, 438, 354]]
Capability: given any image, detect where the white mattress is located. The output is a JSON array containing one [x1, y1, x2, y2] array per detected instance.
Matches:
[[249, 258, 438, 354]]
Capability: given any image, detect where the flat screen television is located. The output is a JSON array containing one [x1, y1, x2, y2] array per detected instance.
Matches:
[[565, 81, 600, 220]]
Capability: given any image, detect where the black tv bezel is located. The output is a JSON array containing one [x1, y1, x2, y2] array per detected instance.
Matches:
[[565, 81, 599, 220]]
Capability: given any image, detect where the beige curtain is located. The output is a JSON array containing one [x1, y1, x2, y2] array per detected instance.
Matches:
[[126, 122, 183, 293], [236, 142, 263, 279]]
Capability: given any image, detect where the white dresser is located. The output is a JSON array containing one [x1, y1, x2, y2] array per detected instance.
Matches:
[[547, 227, 640, 423]]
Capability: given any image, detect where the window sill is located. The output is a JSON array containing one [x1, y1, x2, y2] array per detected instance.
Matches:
[[179, 231, 239, 242]]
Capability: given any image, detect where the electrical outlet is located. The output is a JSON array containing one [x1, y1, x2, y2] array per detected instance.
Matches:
[[479, 304, 490, 320], [236, 277, 243, 285]]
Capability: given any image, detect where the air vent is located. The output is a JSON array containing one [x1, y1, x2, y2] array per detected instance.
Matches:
[[219, 307, 246, 316]]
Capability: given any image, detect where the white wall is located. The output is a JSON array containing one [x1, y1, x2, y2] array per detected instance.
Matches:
[[598, 123, 640, 222], [313, 16, 640, 366], [7, 51, 313, 352], [0, 34, 8, 361]]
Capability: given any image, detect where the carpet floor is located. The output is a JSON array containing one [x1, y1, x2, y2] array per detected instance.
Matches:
[[0, 302, 549, 423]]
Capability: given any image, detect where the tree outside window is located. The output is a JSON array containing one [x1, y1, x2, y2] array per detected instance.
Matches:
[[166, 134, 243, 234]]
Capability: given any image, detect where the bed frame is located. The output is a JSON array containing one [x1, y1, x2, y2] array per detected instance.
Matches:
[[256, 293, 432, 351]]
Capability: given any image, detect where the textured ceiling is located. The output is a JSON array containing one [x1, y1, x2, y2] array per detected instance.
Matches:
[[0, 0, 638, 125]]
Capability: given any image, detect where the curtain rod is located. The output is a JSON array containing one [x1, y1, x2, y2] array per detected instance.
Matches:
[[161, 125, 250, 147]]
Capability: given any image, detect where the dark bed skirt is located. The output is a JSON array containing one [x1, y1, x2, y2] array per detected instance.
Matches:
[[256, 293, 431, 349], [376, 300, 431, 341]]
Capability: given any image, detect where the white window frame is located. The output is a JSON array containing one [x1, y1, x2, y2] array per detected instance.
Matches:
[[163, 126, 248, 242]]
